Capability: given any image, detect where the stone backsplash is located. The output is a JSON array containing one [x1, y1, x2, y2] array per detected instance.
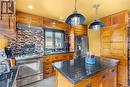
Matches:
[[12, 23, 44, 56]]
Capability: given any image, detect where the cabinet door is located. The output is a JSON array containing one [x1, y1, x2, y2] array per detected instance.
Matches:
[[100, 16, 111, 27], [100, 27, 111, 57], [117, 61, 128, 86], [111, 11, 128, 25], [43, 17, 69, 31], [100, 67, 117, 87], [111, 25, 127, 58], [16, 11, 43, 27]]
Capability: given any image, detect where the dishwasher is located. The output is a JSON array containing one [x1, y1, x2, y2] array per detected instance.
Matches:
[[16, 58, 43, 87]]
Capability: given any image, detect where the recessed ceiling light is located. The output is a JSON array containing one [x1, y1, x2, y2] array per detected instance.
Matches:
[[28, 5, 33, 9], [60, 17, 63, 19]]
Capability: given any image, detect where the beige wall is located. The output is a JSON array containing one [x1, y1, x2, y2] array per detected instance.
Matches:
[[0, 35, 8, 50], [88, 30, 100, 56]]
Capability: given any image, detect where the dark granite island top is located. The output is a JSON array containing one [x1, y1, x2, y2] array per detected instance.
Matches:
[[0, 67, 19, 87], [53, 56, 119, 84]]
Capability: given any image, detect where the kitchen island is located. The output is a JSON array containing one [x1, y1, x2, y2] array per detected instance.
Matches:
[[53, 56, 119, 87]]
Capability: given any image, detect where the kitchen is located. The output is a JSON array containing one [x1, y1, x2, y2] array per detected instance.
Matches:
[[0, 0, 130, 87]]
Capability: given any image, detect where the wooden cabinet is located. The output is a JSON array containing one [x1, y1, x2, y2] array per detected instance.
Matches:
[[43, 17, 69, 31], [100, 16, 111, 27], [16, 11, 43, 27], [111, 11, 129, 25], [16, 11, 70, 31], [111, 25, 127, 58], [100, 24, 128, 86], [43, 53, 74, 78], [56, 66, 117, 87]]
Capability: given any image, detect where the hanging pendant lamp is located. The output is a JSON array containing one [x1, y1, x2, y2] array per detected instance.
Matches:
[[89, 4, 105, 30], [66, 0, 86, 26]]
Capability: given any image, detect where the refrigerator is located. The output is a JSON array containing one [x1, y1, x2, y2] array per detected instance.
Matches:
[[75, 36, 88, 57]]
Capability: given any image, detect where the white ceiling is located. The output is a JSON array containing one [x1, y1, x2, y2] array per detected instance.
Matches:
[[16, 0, 130, 24]]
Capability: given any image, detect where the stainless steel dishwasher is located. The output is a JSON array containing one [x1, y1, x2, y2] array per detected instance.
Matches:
[[16, 58, 43, 87]]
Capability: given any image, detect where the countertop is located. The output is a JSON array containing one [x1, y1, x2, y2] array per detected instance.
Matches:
[[15, 51, 74, 61], [53, 56, 119, 84], [0, 67, 19, 87]]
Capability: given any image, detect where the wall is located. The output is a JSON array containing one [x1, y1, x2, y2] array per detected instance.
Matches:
[[0, 35, 8, 50], [88, 30, 100, 56]]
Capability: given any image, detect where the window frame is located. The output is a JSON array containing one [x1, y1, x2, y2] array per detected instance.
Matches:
[[44, 29, 65, 52]]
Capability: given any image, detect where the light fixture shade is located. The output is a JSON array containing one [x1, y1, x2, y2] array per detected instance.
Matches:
[[89, 19, 105, 30], [66, 12, 86, 26]]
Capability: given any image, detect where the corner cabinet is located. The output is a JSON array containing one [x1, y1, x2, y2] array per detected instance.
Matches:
[[100, 10, 130, 87]]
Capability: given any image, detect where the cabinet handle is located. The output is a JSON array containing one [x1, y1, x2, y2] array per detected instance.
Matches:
[[86, 83, 92, 87], [102, 74, 106, 79], [111, 69, 115, 73]]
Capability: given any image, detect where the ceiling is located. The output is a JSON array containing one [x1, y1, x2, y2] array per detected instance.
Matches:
[[16, 0, 130, 24]]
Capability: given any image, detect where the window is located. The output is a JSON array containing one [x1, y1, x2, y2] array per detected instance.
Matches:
[[45, 29, 65, 51]]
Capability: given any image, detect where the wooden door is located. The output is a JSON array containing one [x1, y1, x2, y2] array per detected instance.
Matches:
[[100, 27, 111, 57]]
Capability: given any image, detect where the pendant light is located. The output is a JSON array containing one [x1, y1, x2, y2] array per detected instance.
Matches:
[[66, 0, 86, 26], [89, 4, 105, 30]]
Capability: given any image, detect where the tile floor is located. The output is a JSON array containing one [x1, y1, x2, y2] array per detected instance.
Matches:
[[22, 76, 56, 87]]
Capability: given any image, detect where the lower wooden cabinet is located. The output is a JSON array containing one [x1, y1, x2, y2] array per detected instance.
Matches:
[[43, 52, 74, 78], [56, 66, 117, 87]]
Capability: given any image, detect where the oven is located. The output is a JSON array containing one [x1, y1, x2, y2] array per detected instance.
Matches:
[[16, 58, 43, 87]]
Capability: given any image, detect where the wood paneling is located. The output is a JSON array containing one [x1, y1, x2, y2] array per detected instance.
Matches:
[[74, 25, 87, 36], [56, 66, 117, 87]]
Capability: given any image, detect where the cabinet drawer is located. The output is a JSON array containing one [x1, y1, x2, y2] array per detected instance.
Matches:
[[44, 62, 52, 67], [43, 57, 52, 62]]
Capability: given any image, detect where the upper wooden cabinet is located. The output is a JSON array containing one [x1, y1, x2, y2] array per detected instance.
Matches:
[[16, 11, 43, 27], [111, 11, 129, 25], [100, 10, 129, 27], [16, 11, 70, 31], [100, 16, 111, 27], [43, 17, 69, 31]]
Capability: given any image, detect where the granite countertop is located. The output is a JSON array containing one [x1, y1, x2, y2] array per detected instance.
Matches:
[[53, 56, 119, 84], [15, 51, 74, 61], [0, 67, 19, 87]]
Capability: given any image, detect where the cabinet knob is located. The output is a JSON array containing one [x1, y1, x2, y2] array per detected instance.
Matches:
[[111, 69, 115, 73], [86, 83, 92, 87], [102, 74, 106, 78]]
